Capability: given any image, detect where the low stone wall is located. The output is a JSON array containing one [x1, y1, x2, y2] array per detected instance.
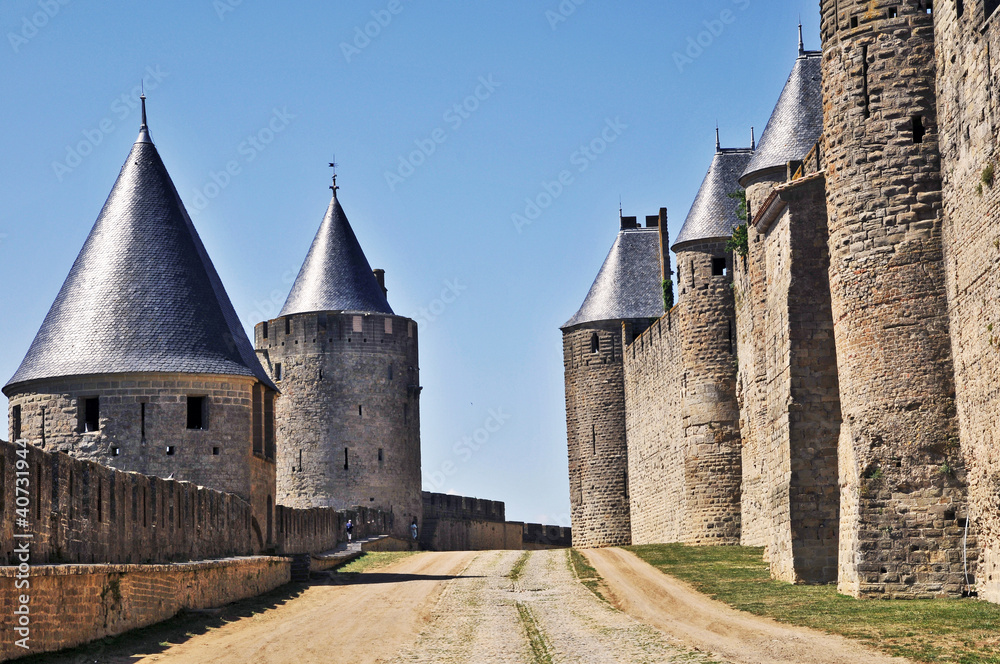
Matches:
[[275, 505, 392, 555], [422, 518, 523, 551], [0, 556, 289, 662], [522, 523, 572, 549]]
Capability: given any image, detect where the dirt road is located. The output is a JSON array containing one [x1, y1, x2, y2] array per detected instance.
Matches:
[[585, 547, 912, 664], [134, 551, 477, 664]]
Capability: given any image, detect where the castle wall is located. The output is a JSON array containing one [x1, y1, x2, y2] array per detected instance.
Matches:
[[0, 556, 290, 662], [563, 321, 632, 548], [933, 3, 1000, 602], [255, 312, 422, 540], [623, 241, 742, 546], [4, 372, 276, 547], [821, 0, 970, 598]]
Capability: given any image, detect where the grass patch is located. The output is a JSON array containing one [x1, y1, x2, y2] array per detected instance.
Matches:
[[334, 551, 416, 574], [516, 601, 553, 664], [628, 544, 1000, 663], [568, 548, 609, 603], [509, 551, 532, 582]]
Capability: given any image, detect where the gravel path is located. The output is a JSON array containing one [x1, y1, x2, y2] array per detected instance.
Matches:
[[390, 549, 726, 664]]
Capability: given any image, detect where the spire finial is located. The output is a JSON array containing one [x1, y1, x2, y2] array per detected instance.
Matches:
[[798, 22, 805, 56], [329, 158, 339, 196], [136, 84, 152, 144], [715, 125, 721, 152], [751, 126, 756, 150]]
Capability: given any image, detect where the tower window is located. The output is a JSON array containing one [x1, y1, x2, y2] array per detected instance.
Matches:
[[987, 0, 999, 18], [111, 446, 120, 456], [284, 317, 291, 335], [851, 15, 859, 28], [912, 115, 926, 143], [378, 448, 384, 464], [862, 44, 871, 119], [12, 405, 21, 440], [80, 397, 100, 433], [262, 321, 269, 339], [39, 407, 45, 447], [187, 396, 207, 430], [140, 402, 147, 440], [344, 447, 349, 471], [590, 333, 600, 354], [925, 1, 933, 14], [956, 0, 964, 17], [359, 404, 363, 417], [166, 446, 176, 456], [888, 6, 898, 17], [212, 447, 220, 456], [274, 363, 282, 381], [388, 364, 393, 380], [712, 258, 727, 276]]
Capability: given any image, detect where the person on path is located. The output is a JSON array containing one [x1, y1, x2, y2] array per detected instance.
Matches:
[[411, 521, 418, 541], [346, 519, 354, 542]]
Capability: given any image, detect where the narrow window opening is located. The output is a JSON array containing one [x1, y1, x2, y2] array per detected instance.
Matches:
[[262, 321, 269, 339], [862, 44, 871, 119], [888, 6, 898, 17], [358, 404, 363, 417], [81, 397, 100, 433], [344, 447, 349, 471], [592, 424, 597, 455], [378, 448, 384, 464], [319, 367, 324, 381], [187, 396, 207, 430], [925, 1, 933, 14], [11, 405, 21, 440], [851, 15, 859, 28], [912, 115, 926, 143], [166, 446, 176, 456], [39, 407, 45, 447], [111, 446, 120, 456], [274, 363, 283, 381], [140, 402, 147, 441], [298, 449, 303, 472], [212, 446, 220, 456], [956, 0, 964, 16], [284, 317, 291, 335], [712, 257, 726, 276], [590, 333, 600, 354]]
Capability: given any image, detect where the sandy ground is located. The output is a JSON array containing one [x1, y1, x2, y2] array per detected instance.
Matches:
[[134, 550, 477, 664], [584, 547, 914, 664]]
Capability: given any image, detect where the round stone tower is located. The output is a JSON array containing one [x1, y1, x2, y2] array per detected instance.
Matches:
[[562, 213, 664, 548], [670, 135, 753, 546], [255, 176, 421, 539], [821, 0, 968, 598]]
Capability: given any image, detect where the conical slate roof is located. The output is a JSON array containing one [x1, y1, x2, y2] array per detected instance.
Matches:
[[561, 226, 662, 330], [4, 106, 275, 393], [740, 50, 823, 184], [279, 188, 393, 317], [674, 147, 754, 249]]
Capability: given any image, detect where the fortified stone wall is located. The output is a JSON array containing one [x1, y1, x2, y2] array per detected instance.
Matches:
[[275, 504, 394, 555], [0, 556, 290, 662], [821, 0, 971, 598], [933, 1, 1000, 602], [563, 321, 633, 548], [421, 518, 523, 551], [255, 311, 422, 540], [624, 240, 742, 546], [422, 491, 505, 522], [740, 165, 842, 584]]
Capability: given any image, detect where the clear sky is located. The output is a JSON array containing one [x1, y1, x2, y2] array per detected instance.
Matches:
[[0, 0, 820, 526]]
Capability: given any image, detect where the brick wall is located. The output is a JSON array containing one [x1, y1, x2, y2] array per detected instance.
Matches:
[[0, 556, 289, 662], [255, 311, 422, 539], [822, 0, 971, 598], [563, 322, 633, 548], [933, 1, 1000, 602]]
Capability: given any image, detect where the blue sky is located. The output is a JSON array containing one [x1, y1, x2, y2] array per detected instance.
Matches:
[[0, 0, 820, 525]]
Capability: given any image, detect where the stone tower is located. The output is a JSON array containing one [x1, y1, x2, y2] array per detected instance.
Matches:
[[562, 212, 665, 548], [2, 100, 279, 550], [255, 176, 421, 539], [821, 0, 969, 598], [668, 135, 751, 545]]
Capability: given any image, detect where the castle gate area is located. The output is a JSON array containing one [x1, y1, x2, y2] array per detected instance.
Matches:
[[35, 550, 910, 664]]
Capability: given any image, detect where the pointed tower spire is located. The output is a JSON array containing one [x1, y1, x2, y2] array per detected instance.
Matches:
[[751, 126, 756, 150], [716, 125, 722, 152], [136, 91, 152, 144], [798, 22, 805, 56], [329, 159, 339, 197]]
